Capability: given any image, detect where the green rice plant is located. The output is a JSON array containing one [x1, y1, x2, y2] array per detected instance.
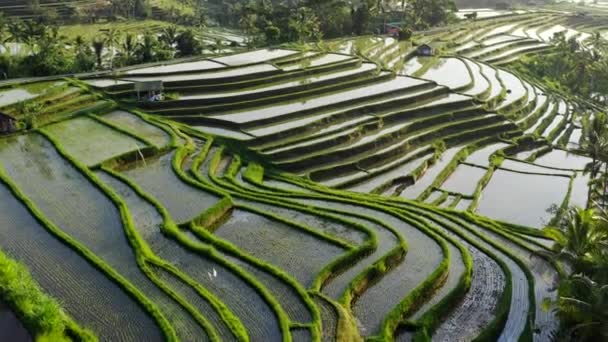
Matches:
[[0, 249, 97, 342], [191, 196, 234, 231], [88, 113, 157, 147], [243, 163, 265, 184]]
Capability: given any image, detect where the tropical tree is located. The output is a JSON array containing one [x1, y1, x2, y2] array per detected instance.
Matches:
[[554, 275, 608, 341], [176, 29, 201, 57], [119, 33, 137, 66], [160, 25, 179, 47], [543, 207, 608, 275], [73, 36, 95, 72], [578, 112, 608, 205], [104, 28, 120, 69], [405, 0, 458, 30], [289, 6, 322, 43], [138, 32, 157, 63]]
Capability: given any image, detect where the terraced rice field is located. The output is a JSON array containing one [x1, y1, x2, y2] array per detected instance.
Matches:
[[0, 10, 602, 340]]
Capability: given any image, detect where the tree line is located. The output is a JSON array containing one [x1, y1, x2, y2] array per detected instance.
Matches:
[[205, 0, 458, 46], [0, 17, 221, 78], [513, 31, 608, 105]]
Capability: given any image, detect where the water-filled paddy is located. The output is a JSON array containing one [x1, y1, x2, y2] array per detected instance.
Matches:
[[45, 116, 147, 166], [215, 209, 345, 287], [497, 70, 527, 109], [441, 164, 488, 195], [567, 128, 582, 149], [462, 59, 490, 97], [465, 143, 509, 166], [181, 63, 377, 100], [348, 154, 430, 194], [94, 171, 212, 341], [538, 25, 567, 42], [281, 53, 354, 71], [533, 149, 591, 170], [293, 199, 444, 337], [125, 59, 224, 75], [486, 43, 549, 62], [401, 147, 461, 199], [85, 79, 133, 88], [570, 173, 590, 209], [212, 75, 428, 125], [238, 199, 368, 245], [478, 63, 503, 100], [420, 58, 472, 90], [477, 169, 570, 227], [213, 49, 299, 66], [400, 56, 428, 75], [425, 190, 444, 204], [193, 125, 253, 140], [541, 114, 566, 138], [500, 159, 571, 176], [0, 89, 39, 107], [122, 151, 219, 224], [103, 110, 171, 148], [125, 64, 277, 83]]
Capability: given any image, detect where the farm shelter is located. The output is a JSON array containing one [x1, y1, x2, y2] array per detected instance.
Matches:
[[0, 112, 16, 134]]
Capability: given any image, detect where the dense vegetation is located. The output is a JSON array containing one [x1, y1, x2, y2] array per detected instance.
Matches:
[[512, 31, 608, 104]]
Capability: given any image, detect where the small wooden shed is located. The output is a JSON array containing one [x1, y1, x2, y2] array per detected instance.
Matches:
[[416, 44, 435, 57], [0, 112, 16, 134]]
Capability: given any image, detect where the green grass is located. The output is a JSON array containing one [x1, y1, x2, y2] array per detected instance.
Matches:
[[0, 249, 96, 342]]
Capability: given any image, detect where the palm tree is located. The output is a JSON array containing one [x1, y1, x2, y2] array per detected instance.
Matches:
[[92, 38, 105, 68], [589, 31, 607, 52], [138, 32, 157, 63], [556, 275, 608, 341], [121, 33, 137, 65], [160, 25, 179, 47], [578, 112, 608, 206], [7, 21, 21, 43], [104, 28, 120, 69], [543, 207, 608, 274]]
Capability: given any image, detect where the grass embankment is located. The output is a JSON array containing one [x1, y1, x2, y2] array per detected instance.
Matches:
[[0, 249, 96, 342]]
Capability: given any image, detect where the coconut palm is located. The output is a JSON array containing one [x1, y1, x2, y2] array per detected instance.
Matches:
[[160, 25, 179, 47], [543, 207, 608, 274], [104, 28, 120, 69], [120, 33, 137, 65], [577, 112, 608, 205], [7, 20, 22, 43], [556, 275, 608, 341], [138, 32, 157, 63]]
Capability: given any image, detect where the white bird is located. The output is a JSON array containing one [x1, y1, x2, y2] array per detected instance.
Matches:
[[213, 268, 218, 277]]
